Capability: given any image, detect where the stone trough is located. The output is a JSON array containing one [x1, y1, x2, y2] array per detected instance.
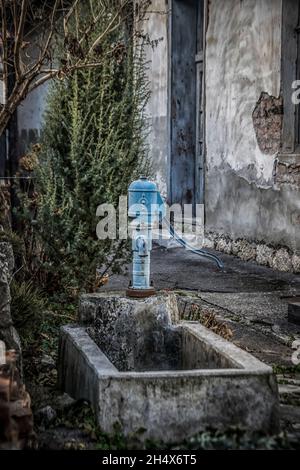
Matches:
[[58, 292, 279, 444]]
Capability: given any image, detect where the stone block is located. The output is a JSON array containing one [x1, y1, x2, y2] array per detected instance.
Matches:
[[272, 248, 292, 272], [79, 291, 180, 371], [256, 244, 274, 267], [216, 237, 232, 255]]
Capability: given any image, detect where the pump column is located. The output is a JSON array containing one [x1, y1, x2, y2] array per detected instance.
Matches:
[[126, 176, 159, 298]]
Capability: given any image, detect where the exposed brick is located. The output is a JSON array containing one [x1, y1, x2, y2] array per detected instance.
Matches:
[[252, 92, 283, 155], [275, 161, 300, 188]]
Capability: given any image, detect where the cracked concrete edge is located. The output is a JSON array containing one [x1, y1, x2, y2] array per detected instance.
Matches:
[[60, 323, 274, 378], [59, 325, 118, 377], [181, 321, 273, 374]]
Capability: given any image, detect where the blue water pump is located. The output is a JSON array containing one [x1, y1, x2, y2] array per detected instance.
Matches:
[[126, 176, 164, 297], [126, 176, 223, 298]]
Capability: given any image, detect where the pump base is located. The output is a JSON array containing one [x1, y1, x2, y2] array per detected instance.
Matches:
[[126, 287, 156, 298]]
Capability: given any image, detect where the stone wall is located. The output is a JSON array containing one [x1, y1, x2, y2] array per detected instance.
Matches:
[[0, 242, 21, 358], [0, 241, 32, 449], [204, 232, 300, 273], [0, 353, 33, 449]]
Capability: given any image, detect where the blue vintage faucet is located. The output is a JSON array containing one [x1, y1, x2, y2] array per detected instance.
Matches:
[[126, 176, 224, 298]]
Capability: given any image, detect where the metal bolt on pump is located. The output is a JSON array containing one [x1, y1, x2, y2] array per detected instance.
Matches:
[[126, 176, 224, 298]]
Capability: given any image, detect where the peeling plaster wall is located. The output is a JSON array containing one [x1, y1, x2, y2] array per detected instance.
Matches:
[[141, 0, 169, 197], [206, 0, 281, 185], [205, 0, 299, 252]]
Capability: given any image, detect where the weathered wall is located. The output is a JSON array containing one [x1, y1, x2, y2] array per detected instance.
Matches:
[[16, 32, 49, 156], [205, 0, 300, 254], [141, 0, 169, 197], [17, 83, 48, 156]]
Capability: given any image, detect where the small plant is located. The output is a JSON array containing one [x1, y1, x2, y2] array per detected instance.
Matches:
[[183, 303, 233, 340], [10, 280, 46, 349], [273, 363, 300, 376]]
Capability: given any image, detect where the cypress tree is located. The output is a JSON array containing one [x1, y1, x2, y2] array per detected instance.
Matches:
[[23, 2, 151, 292]]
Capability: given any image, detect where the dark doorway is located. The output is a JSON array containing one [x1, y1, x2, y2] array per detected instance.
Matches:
[[169, 0, 205, 211]]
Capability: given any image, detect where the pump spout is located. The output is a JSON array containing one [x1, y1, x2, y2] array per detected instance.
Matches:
[[136, 236, 148, 257]]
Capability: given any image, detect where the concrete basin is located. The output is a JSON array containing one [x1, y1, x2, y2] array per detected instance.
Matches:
[[58, 292, 279, 443]]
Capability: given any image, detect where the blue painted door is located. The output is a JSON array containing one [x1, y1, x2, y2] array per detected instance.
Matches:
[[169, 0, 205, 211]]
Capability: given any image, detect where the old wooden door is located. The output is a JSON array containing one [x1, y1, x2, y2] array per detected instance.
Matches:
[[195, 1, 205, 205], [169, 0, 205, 211]]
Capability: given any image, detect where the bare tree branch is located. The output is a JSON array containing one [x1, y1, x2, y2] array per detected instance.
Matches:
[[0, 0, 8, 100], [88, 8, 121, 55], [0, 0, 142, 137], [24, 0, 60, 80], [14, 0, 28, 82]]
